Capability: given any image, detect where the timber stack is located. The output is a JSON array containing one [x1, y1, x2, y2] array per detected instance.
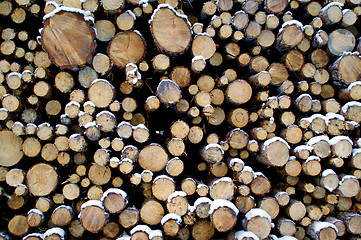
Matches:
[[1, 0, 361, 239]]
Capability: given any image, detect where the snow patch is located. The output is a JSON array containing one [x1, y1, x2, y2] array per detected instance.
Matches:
[[161, 213, 182, 225], [101, 188, 128, 204], [194, 197, 212, 207], [130, 225, 152, 235], [263, 137, 290, 150], [244, 208, 274, 227], [234, 230, 259, 240], [209, 199, 239, 215], [44, 228, 65, 239], [167, 191, 187, 203]]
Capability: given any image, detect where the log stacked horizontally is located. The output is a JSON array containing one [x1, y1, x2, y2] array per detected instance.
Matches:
[[0, 0, 361, 239]]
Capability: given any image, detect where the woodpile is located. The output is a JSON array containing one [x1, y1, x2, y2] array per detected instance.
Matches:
[[1, 0, 361, 239]]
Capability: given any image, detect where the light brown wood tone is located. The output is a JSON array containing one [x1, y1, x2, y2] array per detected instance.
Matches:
[[118, 207, 139, 228], [108, 31, 146, 68], [287, 200, 307, 221], [210, 202, 237, 232], [8, 215, 29, 237], [27, 209, 44, 227], [225, 80, 252, 105], [140, 198, 164, 225], [167, 191, 188, 216], [26, 163, 58, 196], [307, 221, 337, 240], [152, 176, 175, 201], [277, 20, 304, 50], [51, 205, 73, 227], [138, 144, 168, 172], [250, 173, 271, 195], [192, 219, 214, 240], [170, 66, 191, 88], [40, 10, 95, 69], [150, 5, 191, 54], [191, 34, 216, 60], [242, 209, 272, 239], [80, 201, 108, 233]]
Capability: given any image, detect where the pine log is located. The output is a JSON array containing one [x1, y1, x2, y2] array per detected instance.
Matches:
[[108, 31, 146, 69], [40, 8, 96, 69]]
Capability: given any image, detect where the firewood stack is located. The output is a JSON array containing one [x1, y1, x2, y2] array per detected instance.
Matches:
[[1, 0, 361, 239]]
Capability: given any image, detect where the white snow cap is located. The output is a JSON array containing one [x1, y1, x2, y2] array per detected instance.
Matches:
[[153, 174, 175, 183], [43, 5, 93, 22], [27, 208, 44, 217], [341, 101, 361, 116], [244, 208, 274, 227], [281, 20, 303, 29], [80, 200, 104, 211], [23, 233, 44, 239], [131, 225, 152, 235], [329, 135, 353, 146], [192, 55, 206, 64], [161, 213, 182, 225], [339, 175, 357, 185], [212, 176, 233, 185], [294, 145, 313, 153], [149, 4, 191, 30], [126, 10, 136, 20], [322, 169, 337, 177], [194, 197, 212, 207], [305, 155, 321, 163], [205, 143, 224, 154], [263, 137, 290, 150], [307, 135, 330, 146], [234, 230, 259, 240], [312, 221, 338, 233], [149, 230, 163, 239], [116, 235, 131, 240], [229, 158, 245, 170], [101, 188, 128, 204], [167, 191, 187, 203], [44, 228, 65, 239], [326, 112, 345, 121], [278, 236, 298, 240], [209, 199, 239, 215]]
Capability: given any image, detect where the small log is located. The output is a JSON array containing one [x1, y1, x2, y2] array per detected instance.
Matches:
[[140, 198, 165, 225], [242, 208, 273, 239], [258, 137, 290, 167], [108, 31, 146, 69], [209, 199, 238, 232], [152, 175, 175, 201], [79, 200, 108, 233], [306, 221, 337, 240], [26, 163, 58, 196], [138, 143, 168, 172], [101, 188, 128, 214], [51, 205, 73, 227], [150, 5, 191, 55], [40, 7, 96, 69], [119, 207, 139, 229]]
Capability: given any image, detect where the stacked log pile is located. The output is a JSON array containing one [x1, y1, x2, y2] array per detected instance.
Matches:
[[1, 0, 361, 239]]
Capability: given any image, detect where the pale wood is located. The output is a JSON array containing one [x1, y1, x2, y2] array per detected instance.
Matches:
[[26, 163, 58, 196], [150, 5, 191, 54], [138, 144, 168, 172], [51, 205, 73, 227], [108, 31, 146, 68], [41, 10, 95, 69], [140, 198, 164, 225], [80, 201, 108, 233]]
